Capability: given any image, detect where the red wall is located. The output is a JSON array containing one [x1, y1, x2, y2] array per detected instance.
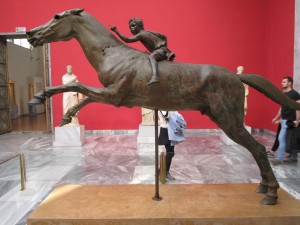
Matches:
[[263, 0, 295, 131], [0, 0, 295, 130]]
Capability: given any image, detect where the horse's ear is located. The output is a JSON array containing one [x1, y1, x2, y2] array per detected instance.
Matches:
[[70, 8, 84, 15]]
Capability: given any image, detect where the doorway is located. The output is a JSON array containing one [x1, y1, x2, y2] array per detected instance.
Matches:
[[0, 33, 51, 133]]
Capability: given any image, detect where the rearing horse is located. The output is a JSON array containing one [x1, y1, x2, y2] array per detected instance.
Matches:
[[27, 8, 300, 205]]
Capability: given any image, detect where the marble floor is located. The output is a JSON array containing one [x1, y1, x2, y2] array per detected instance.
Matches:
[[11, 113, 48, 132], [0, 130, 299, 225]]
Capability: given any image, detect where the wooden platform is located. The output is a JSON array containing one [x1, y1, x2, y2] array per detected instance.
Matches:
[[27, 184, 300, 225]]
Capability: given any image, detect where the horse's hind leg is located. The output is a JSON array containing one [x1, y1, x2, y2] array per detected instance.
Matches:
[[205, 101, 279, 205], [61, 97, 94, 126]]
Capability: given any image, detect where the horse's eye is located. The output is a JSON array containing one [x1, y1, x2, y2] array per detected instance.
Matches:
[[54, 14, 60, 20]]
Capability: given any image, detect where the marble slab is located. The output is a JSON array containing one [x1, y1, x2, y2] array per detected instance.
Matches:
[[1, 131, 300, 225], [137, 125, 156, 156], [220, 125, 252, 145], [137, 125, 156, 143], [27, 184, 300, 225], [53, 125, 85, 147], [0, 181, 57, 225]]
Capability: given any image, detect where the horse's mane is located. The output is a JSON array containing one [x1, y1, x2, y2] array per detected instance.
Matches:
[[81, 11, 124, 47]]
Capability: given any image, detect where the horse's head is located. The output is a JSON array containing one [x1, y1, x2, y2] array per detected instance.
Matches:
[[27, 8, 84, 47]]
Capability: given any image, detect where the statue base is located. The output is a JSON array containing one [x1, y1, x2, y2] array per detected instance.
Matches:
[[137, 124, 155, 143], [137, 124, 156, 155], [220, 125, 252, 145], [27, 184, 300, 225], [53, 125, 85, 147]]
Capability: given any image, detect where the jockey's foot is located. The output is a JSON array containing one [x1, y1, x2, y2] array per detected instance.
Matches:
[[146, 77, 159, 86]]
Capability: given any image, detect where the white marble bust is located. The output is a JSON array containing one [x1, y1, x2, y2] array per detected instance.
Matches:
[[237, 66, 249, 116]]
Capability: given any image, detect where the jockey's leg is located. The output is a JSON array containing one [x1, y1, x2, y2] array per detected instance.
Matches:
[[147, 52, 164, 85]]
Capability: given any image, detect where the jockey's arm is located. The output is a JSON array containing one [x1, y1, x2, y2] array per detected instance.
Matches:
[[111, 26, 139, 43]]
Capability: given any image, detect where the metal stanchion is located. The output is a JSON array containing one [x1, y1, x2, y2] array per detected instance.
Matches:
[[152, 109, 162, 201], [0, 154, 26, 191], [160, 152, 166, 184], [20, 153, 26, 191], [19, 137, 34, 191]]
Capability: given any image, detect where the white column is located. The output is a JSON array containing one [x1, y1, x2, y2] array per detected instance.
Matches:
[[294, 0, 300, 91]]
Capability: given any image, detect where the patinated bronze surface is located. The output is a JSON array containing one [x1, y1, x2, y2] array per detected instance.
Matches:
[[27, 8, 300, 205], [110, 17, 175, 85]]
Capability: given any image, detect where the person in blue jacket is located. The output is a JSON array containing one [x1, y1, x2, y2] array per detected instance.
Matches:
[[158, 111, 186, 180]]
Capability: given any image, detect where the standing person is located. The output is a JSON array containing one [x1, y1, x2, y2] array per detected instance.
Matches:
[[110, 18, 175, 85], [266, 87, 287, 158], [266, 123, 281, 158], [270, 77, 300, 165], [285, 120, 300, 162], [158, 111, 186, 180], [62, 65, 83, 126]]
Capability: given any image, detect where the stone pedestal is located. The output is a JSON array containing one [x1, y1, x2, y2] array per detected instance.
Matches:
[[220, 125, 252, 145], [27, 184, 300, 225], [53, 125, 85, 147], [137, 124, 156, 155], [137, 125, 155, 144], [137, 124, 165, 155]]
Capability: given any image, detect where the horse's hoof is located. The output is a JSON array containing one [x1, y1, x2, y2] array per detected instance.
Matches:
[[256, 184, 268, 194], [28, 96, 46, 105], [59, 116, 72, 127], [261, 195, 278, 205]]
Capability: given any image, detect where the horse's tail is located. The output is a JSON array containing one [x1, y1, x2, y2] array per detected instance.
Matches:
[[238, 74, 300, 110]]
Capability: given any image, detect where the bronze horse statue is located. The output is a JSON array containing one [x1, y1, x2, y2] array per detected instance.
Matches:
[[27, 8, 300, 205]]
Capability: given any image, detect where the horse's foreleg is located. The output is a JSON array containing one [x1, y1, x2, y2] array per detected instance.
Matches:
[[30, 82, 103, 104], [29, 83, 84, 105], [28, 82, 122, 106], [29, 70, 135, 106], [61, 97, 94, 126]]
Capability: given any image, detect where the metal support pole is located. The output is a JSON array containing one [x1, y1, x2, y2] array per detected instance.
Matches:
[[152, 109, 162, 201], [20, 153, 26, 191]]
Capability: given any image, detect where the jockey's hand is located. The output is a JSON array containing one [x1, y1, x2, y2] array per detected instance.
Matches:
[[110, 25, 117, 31]]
